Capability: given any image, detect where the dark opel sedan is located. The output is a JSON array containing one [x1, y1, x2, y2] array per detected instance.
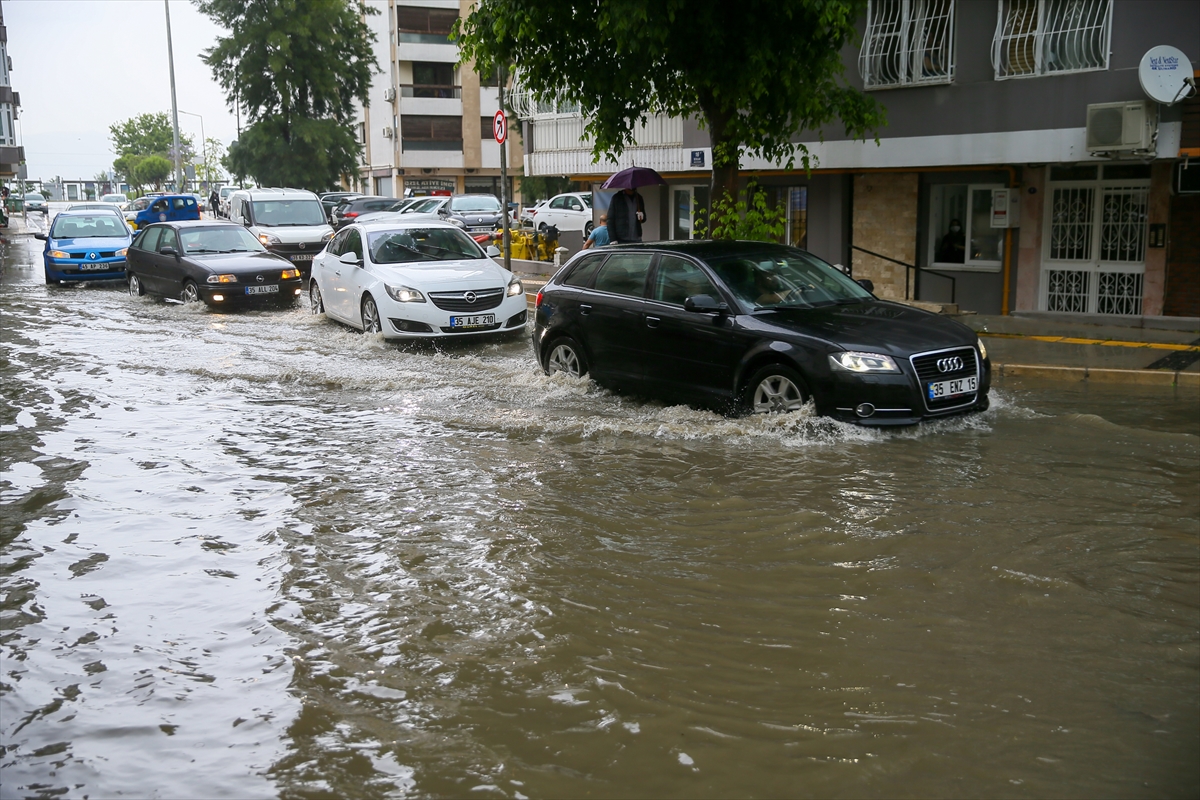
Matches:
[[532, 241, 990, 425], [126, 221, 304, 308]]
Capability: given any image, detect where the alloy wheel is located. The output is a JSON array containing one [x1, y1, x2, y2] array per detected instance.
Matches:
[[181, 282, 200, 303], [547, 343, 581, 377], [362, 296, 381, 333], [310, 282, 324, 314], [752, 374, 806, 414]]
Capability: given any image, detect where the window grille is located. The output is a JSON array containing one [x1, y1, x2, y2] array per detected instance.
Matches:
[[1046, 269, 1090, 312], [992, 0, 1111, 79], [1097, 272, 1143, 315], [1048, 186, 1094, 261], [1099, 186, 1147, 263], [859, 0, 955, 88]]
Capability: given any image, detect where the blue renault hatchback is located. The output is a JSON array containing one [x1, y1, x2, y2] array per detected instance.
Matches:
[[35, 209, 132, 284]]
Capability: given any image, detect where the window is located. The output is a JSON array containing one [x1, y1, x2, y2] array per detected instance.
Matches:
[[593, 253, 652, 297], [373, 177, 391, 197], [328, 229, 349, 256], [928, 184, 1005, 271], [549, 196, 568, 210], [992, 0, 1111, 79], [562, 254, 604, 287], [652, 256, 719, 306], [397, 7, 458, 43], [159, 228, 179, 252], [407, 62, 459, 98], [859, 0, 955, 88], [481, 116, 495, 139], [137, 226, 162, 252], [400, 115, 463, 151], [775, 187, 807, 248], [344, 229, 363, 260]]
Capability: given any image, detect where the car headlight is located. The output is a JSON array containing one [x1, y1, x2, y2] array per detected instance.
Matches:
[[207, 274, 238, 284], [48, 250, 71, 259], [115, 248, 128, 257], [506, 278, 523, 297], [258, 233, 281, 246], [385, 284, 425, 303], [977, 337, 988, 361], [321, 230, 334, 242], [448, 218, 466, 228], [280, 268, 301, 280], [828, 351, 900, 373]]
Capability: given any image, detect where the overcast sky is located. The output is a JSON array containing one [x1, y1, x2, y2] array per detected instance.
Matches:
[[6, 0, 241, 182]]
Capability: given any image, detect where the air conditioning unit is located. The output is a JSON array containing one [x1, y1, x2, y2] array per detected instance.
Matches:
[[1086, 101, 1155, 153], [382, 126, 395, 139], [383, 87, 396, 102]]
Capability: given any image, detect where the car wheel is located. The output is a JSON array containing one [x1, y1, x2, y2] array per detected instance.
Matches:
[[742, 364, 808, 415], [44, 268, 58, 285], [309, 281, 324, 314], [545, 336, 588, 378], [181, 281, 201, 303], [538, 222, 547, 232], [584, 221, 594, 237], [128, 272, 145, 297], [361, 294, 381, 333]]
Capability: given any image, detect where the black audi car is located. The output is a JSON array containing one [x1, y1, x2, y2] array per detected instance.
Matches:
[[125, 220, 304, 308], [441, 194, 506, 233], [532, 241, 990, 425]]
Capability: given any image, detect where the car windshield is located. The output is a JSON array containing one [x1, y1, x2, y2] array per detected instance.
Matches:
[[403, 198, 444, 214], [50, 214, 127, 239], [25, 192, 44, 201], [708, 248, 873, 310], [220, 188, 234, 198], [450, 196, 502, 213], [101, 194, 126, 203], [368, 227, 484, 264], [251, 199, 326, 226], [178, 226, 267, 254]]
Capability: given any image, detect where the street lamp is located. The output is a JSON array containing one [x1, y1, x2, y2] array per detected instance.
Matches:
[[179, 110, 205, 191], [164, 0, 183, 191]]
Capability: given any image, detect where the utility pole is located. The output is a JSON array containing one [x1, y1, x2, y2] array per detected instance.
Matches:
[[180, 110, 206, 190], [164, 0, 183, 190], [497, 65, 511, 273]]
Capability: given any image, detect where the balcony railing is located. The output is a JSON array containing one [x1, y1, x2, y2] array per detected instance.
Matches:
[[400, 84, 462, 99]]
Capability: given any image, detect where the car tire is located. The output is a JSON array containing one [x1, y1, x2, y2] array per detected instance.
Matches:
[[44, 268, 58, 286], [309, 281, 324, 314], [128, 272, 145, 297], [584, 221, 594, 237], [544, 336, 588, 378], [181, 281, 201, 304], [361, 294, 382, 333], [538, 222, 547, 233], [741, 363, 809, 415]]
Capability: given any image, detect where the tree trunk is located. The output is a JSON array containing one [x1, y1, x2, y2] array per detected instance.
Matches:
[[699, 98, 739, 237]]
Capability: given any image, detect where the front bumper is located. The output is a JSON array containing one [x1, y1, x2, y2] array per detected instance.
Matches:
[[267, 244, 325, 278], [200, 279, 305, 307], [378, 291, 529, 339], [45, 258, 127, 282], [825, 354, 992, 426]]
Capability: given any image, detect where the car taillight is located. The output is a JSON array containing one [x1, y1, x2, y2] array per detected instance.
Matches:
[[535, 290, 544, 308], [529, 210, 537, 216], [344, 212, 359, 218]]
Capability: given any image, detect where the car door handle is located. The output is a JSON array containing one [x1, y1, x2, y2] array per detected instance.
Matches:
[[579, 304, 592, 316], [645, 315, 661, 328]]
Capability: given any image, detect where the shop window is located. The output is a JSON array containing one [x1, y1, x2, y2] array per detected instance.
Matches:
[[928, 184, 1003, 270], [992, 0, 1111, 79], [859, 0, 956, 89]]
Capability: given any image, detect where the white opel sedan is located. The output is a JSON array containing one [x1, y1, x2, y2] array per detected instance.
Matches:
[[309, 220, 528, 339]]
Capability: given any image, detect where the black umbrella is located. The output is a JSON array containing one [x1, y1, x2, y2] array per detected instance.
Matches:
[[601, 166, 668, 190]]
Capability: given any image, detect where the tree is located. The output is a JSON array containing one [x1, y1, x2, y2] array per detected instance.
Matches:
[[197, 138, 228, 186], [134, 155, 173, 190], [456, 0, 884, 207], [113, 153, 146, 193], [110, 112, 194, 159], [196, 0, 378, 190]]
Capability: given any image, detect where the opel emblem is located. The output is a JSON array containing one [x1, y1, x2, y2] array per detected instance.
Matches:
[[256, 274, 264, 283], [298, 242, 306, 250], [937, 356, 964, 372], [464, 291, 477, 304]]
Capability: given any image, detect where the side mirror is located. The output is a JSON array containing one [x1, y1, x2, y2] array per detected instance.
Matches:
[[159, 246, 180, 259], [485, 245, 501, 258], [684, 294, 725, 313], [242, 218, 251, 227], [338, 251, 362, 266], [34, 232, 47, 240], [856, 278, 875, 293]]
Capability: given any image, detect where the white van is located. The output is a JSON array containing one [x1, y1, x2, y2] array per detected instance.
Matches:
[[226, 188, 333, 277]]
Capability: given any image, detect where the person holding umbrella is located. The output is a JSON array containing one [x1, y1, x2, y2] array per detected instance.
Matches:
[[602, 166, 666, 243]]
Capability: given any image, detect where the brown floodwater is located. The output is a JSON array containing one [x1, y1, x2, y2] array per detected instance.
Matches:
[[2, 233, 1197, 799]]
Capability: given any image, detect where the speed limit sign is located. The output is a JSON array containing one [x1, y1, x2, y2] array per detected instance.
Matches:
[[492, 110, 507, 144]]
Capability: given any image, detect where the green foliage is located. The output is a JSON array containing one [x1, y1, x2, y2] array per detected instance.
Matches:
[[518, 175, 577, 203], [196, 138, 228, 185], [226, 116, 359, 190], [113, 153, 146, 192], [134, 155, 174, 189], [456, 0, 883, 175], [696, 186, 786, 242], [110, 112, 193, 157], [197, 0, 379, 189]]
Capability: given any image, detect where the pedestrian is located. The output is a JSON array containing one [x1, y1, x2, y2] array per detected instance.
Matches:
[[936, 218, 965, 263], [608, 187, 645, 243], [208, 189, 221, 218], [583, 214, 610, 249]]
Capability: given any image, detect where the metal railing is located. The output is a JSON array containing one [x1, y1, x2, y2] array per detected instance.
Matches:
[[851, 245, 956, 303], [399, 84, 462, 99]]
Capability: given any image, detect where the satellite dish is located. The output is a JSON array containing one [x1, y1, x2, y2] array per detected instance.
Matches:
[[1139, 45, 1195, 105]]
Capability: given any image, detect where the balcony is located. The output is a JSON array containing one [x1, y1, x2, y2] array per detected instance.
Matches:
[[526, 114, 690, 176], [399, 84, 462, 116]]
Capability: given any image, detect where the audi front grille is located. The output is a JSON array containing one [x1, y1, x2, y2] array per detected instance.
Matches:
[[910, 346, 979, 412]]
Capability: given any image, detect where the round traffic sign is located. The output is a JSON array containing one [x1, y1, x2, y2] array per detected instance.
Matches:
[[493, 110, 507, 144]]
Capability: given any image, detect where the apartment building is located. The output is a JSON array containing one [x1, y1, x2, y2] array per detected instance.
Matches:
[[352, 0, 522, 200], [521, 0, 1199, 318], [0, 0, 24, 181]]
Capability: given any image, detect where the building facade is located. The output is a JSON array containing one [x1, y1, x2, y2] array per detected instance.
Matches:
[[351, 0, 523, 200], [0, 0, 24, 181], [521, 0, 1199, 318]]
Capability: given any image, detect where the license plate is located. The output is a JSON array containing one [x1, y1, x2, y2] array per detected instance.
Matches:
[[469, 227, 493, 232], [289, 254, 314, 261], [450, 314, 495, 328], [78, 263, 111, 271], [927, 376, 977, 400], [245, 284, 280, 295]]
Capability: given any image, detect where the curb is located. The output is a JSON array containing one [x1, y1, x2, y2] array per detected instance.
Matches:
[[994, 364, 1200, 387]]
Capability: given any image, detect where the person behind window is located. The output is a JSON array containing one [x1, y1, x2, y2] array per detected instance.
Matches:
[[583, 214, 610, 249], [936, 218, 965, 263]]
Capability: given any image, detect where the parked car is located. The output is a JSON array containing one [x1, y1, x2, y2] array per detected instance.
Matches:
[[225, 187, 333, 279], [533, 240, 991, 425], [354, 197, 428, 224], [24, 191, 48, 215], [329, 196, 396, 230], [320, 191, 362, 218], [520, 199, 549, 226], [308, 219, 526, 340], [130, 194, 200, 230], [100, 193, 129, 211], [533, 192, 594, 235], [34, 209, 132, 284], [190, 193, 207, 213], [125, 220, 303, 307], [218, 186, 239, 217], [440, 194, 507, 233], [396, 196, 450, 218]]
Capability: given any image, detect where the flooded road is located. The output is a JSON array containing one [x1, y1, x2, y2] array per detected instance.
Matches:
[[2, 232, 1197, 798]]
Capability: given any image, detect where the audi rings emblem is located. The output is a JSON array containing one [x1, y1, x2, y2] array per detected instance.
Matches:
[[256, 274, 264, 283], [937, 356, 964, 372], [464, 291, 478, 304]]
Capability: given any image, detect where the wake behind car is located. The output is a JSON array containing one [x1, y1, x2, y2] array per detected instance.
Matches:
[[125, 220, 303, 308], [533, 240, 990, 425], [226, 187, 332, 279], [35, 209, 132, 284], [309, 219, 527, 340]]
